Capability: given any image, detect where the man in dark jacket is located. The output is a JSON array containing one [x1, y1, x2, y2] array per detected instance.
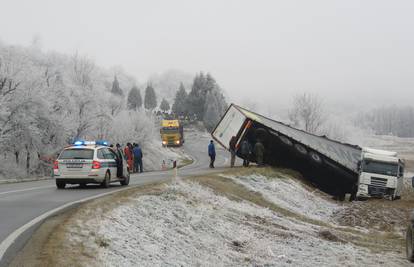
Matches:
[[254, 140, 265, 167], [229, 136, 237, 168], [208, 140, 216, 168], [240, 139, 251, 167], [115, 143, 124, 178], [133, 144, 144, 173]]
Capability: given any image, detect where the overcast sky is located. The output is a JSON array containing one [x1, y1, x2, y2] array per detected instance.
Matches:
[[1, 0, 413, 110]]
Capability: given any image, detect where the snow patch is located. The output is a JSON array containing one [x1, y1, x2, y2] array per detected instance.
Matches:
[[225, 174, 343, 222]]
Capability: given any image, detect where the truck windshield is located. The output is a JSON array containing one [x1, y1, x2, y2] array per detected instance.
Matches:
[[161, 127, 179, 133], [362, 160, 398, 176], [59, 149, 94, 160]]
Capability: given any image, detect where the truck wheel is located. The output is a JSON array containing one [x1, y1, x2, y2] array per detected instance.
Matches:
[[56, 180, 66, 189], [101, 172, 110, 188], [309, 151, 323, 164], [407, 224, 414, 262], [294, 143, 307, 155], [120, 170, 130, 186], [279, 136, 293, 146]]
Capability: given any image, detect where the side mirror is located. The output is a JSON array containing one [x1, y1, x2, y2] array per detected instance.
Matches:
[[412, 177, 414, 188]]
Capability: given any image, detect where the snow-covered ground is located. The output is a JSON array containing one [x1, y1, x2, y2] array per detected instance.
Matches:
[[62, 171, 409, 267], [223, 173, 343, 222], [142, 139, 191, 171]]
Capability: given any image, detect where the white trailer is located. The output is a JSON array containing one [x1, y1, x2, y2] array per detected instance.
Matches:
[[212, 104, 362, 200]]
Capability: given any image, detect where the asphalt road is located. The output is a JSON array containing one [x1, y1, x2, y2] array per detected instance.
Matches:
[[0, 132, 229, 266]]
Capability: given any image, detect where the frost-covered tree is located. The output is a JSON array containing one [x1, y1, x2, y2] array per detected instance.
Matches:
[[186, 73, 208, 120], [159, 98, 170, 113], [288, 93, 325, 134], [111, 75, 123, 96], [186, 72, 227, 128], [144, 84, 157, 110], [172, 82, 188, 116], [70, 52, 94, 89], [0, 43, 128, 177], [127, 86, 142, 110], [356, 106, 414, 137], [203, 89, 228, 131]]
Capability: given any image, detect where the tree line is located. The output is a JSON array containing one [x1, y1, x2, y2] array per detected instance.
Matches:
[[355, 106, 414, 137], [126, 72, 228, 131]]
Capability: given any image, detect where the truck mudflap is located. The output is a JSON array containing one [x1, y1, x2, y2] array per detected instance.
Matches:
[[212, 104, 362, 197]]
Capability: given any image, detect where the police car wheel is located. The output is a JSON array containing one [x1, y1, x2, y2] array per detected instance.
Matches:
[[56, 180, 66, 189], [406, 224, 414, 262], [101, 172, 110, 188]]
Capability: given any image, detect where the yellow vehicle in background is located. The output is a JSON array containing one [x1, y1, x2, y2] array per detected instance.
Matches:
[[160, 120, 184, 147]]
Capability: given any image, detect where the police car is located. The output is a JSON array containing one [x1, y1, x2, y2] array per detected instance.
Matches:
[[53, 141, 130, 189]]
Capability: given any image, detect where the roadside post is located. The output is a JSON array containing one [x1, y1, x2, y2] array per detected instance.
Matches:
[[173, 160, 178, 183]]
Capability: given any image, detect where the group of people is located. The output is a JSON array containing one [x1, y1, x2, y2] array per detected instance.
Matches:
[[207, 137, 265, 169], [110, 143, 144, 177]]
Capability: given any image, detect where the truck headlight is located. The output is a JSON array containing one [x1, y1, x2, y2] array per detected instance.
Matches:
[[175, 140, 180, 145], [162, 141, 167, 145]]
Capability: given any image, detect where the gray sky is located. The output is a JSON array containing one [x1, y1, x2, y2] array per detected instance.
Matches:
[[1, 0, 414, 110]]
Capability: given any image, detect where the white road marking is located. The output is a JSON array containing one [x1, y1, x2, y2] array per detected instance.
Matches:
[[0, 186, 55, 196], [0, 184, 142, 262]]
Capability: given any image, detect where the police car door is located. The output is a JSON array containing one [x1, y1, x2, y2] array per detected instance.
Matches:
[[97, 148, 108, 175], [103, 148, 118, 179]]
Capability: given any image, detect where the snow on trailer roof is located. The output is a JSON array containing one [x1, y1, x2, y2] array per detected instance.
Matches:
[[224, 104, 362, 174], [362, 147, 398, 157]]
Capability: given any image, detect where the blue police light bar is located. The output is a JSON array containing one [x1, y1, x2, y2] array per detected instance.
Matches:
[[73, 140, 84, 146], [72, 140, 109, 146], [95, 140, 109, 146]]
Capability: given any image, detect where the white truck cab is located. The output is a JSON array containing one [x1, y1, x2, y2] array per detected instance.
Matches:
[[356, 148, 404, 200]]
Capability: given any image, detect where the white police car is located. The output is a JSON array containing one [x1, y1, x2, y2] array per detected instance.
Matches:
[[53, 141, 130, 189]]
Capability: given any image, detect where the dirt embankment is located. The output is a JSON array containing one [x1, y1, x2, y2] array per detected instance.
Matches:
[[10, 167, 414, 266]]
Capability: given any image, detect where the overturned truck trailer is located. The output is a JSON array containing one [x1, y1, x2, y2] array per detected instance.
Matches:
[[212, 104, 362, 198]]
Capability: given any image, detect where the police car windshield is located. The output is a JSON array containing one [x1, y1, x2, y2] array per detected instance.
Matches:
[[59, 149, 94, 160]]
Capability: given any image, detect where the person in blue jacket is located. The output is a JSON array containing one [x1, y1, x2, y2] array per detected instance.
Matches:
[[208, 140, 216, 168], [133, 143, 144, 173]]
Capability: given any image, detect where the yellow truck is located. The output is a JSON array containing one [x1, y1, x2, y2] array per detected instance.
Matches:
[[160, 120, 184, 147]]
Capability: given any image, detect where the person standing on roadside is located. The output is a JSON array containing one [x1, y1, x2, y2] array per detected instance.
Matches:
[[124, 143, 134, 173], [240, 139, 252, 167], [254, 140, 265, 167], [115, 143, 124, 177], [229, 136, 237, 168], [133, 143, 144, 173], [208, 140, 216, 168]]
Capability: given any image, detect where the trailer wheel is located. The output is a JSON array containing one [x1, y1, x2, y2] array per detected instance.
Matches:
[[407, 223, 414, 262], [294, 143, 307, 155], [309, 151, 323, 164], [279, 136, 293, 146]]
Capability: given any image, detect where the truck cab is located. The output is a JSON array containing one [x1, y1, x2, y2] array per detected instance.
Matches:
[[160, 120, 184, 147], [356, 148, 404, 200]]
